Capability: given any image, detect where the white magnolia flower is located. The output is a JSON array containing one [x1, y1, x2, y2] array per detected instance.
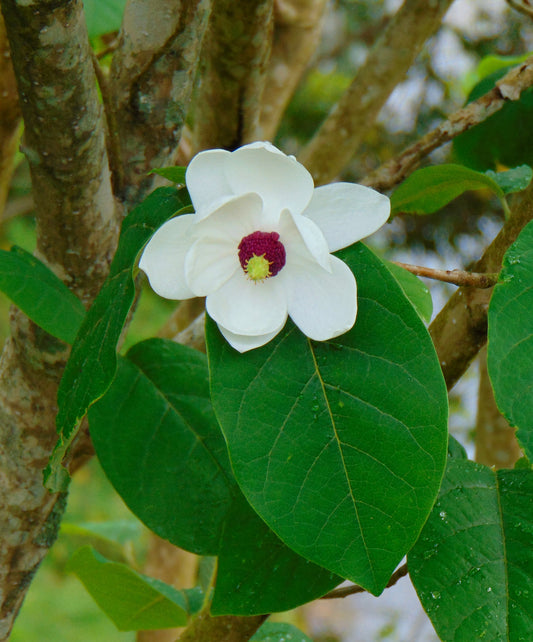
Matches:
[[140, 142, 390, 352]]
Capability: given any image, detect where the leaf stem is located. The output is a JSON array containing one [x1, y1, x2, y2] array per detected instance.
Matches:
[[321, 563, 409, 600], [392, 262, 499, 288]]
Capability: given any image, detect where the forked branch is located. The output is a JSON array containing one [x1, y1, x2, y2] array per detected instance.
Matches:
[[363, 55, 533, 191]]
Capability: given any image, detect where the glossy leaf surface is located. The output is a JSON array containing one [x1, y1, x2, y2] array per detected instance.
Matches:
[[207, 243, 448, 595], [390, 164, 506, 215], [385, 260, 433, 323], [69, 546, 202, 631], [90, 338, 235, 555], [488, 219, 533, 460], [212, 492, 341, 615], [409, 459, 533, 641], [0, 246, 84, 343], [46, 187, 191, 490]]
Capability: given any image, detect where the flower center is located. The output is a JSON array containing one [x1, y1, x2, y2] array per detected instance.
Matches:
[[238, 231, 286, 281]]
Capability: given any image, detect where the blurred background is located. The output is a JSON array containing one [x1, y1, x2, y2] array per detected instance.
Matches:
[[3, 0, 532, 639]]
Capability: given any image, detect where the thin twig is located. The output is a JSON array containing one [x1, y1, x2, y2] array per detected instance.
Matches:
[[392, 262, 499, 288], [363, 55, 533, 191], [321, 563, 409, 600]]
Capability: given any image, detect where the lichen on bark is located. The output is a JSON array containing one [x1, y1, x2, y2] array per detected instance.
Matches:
[[0, 0, 118, 637], [191, 0, 274, 153]]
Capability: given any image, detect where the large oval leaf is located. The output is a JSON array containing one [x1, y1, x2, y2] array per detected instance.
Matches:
[[212, 492, 341, 616], [46, 187, 191, 491], [409, 458, 533, 641], [488, 218, 533, 461], [89, 338, 236, 555], [385, 260, 433, 323], [206, 243, 448, 595]]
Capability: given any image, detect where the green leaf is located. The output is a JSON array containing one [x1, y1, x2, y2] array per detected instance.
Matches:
[[0, 246, 84, 344], [384, 261, 433, 323], [251, 622, 314, 642], [61, 520, 143, 563], [409, 459, 533, 641], [476, 53, 532, 81], [488, 219, 533, 461], [485, 165, 533, 195], [68, 546, 202, 631], [212, 492, 341, 616], [390, 164, 506, 216], [150, 166, 187, 185], [89, 338, 236, 555], [206, 243, 448, 595], [45, 187, 191, 491], [83, 0, 127, 39], [447, 435, 468, 460], [454, 68, 533, 171]]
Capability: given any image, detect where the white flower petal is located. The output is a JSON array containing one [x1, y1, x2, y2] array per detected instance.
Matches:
[[185, 149, 232, 218], [216, 319, 287, 353], [206, 270, 288, 336], [193, 192, 264, 239], [284, 255, 357, 341], [185, 237, 238, 296], [303, 183, 390, 252], [279, 209, 331, 273], [139, 214, 196, 300], [227, 142, 314, 222]]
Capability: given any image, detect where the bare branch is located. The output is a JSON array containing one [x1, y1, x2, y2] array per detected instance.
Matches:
[[109, 0, 211, 206], [259, 0, 327, 141], [392, 262, 498, 288], [475, 347, 522, 469], [430, 181, 533, 390], [299, 0, 454, 185], [192, 0, 274, 153], [363, 55, 533, 191]]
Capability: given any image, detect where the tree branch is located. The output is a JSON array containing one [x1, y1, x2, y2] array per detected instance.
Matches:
[[392, 262, 498, 288], [259, 0, 327, 141], [0, 11, 20, 217], [299, 0, 454, 185], [430, 180, 533, 391], [109, 0, 211, 206], [191, 0, 274, 153], [475, 346, 522, 469], [363, 55, 533, 191], [0, 0, 118, 637], [177, 608, 267, 642]]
